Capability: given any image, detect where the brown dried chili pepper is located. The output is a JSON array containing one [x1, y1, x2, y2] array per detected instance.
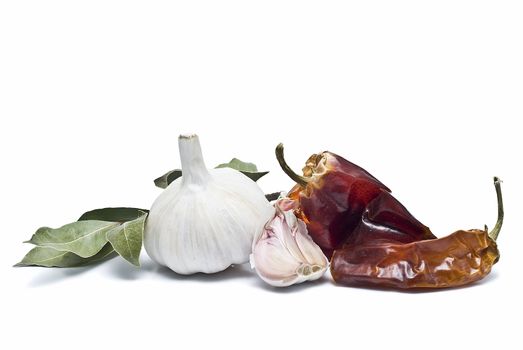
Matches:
[[276, 144, 436, 258], [331, 177, 504, 289]]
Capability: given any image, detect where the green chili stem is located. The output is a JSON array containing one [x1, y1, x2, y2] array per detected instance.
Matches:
[[488, 176, 504, 241], [275, 143, 309, 187]]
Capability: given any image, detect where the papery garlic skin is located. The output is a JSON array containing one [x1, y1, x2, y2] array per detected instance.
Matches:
[[144, 134, 272, 274], [250, 198, 328, 287]]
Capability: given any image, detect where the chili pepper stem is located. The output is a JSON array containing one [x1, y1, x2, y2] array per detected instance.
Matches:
[[275, 143, 309, 187], [488, 177, 504, 241]]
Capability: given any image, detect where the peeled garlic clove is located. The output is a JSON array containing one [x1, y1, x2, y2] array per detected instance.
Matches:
[[250, 198, 328, 287], [144, 134, 272, 275]]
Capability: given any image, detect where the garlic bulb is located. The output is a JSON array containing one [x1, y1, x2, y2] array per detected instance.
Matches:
[[250, 198, 328, 287], [144, 134, 272, 274]]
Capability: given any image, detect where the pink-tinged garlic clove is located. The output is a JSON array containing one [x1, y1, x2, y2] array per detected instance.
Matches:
[[250, 198, 328, 287]]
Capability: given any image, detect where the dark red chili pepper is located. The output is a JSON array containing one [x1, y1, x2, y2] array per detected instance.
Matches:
[[276, 144, 436, 258], [331, 177, 504, 289]]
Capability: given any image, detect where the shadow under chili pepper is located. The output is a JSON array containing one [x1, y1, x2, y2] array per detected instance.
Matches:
[[329, 271, 499, 294]]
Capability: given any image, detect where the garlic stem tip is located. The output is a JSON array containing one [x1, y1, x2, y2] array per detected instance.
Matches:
[[179, 133, 198, 140]]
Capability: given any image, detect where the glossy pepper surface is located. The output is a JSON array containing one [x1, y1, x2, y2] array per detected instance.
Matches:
[[276, 144, 436, 257], [331, 177, 504, 289]]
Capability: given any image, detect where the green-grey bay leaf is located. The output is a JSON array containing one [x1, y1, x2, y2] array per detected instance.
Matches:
[[154, 169, 182, 189], [265, 192, 283, 202], [25, 221, 119, 258], [216, 158, 258, 172], [155, 158, 268, 189], [239, 170, 269, 182], [14, 243, 117, 268], [78, 207, 149, 222], [106, 211, 147, 267], [216, 158, 269, 182]]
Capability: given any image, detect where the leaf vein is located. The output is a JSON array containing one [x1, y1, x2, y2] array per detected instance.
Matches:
[[43, 222, 116, 246]]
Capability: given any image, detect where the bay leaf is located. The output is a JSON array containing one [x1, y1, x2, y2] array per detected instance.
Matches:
[[215, 158, 269, 182], [76, 243, 118, 266], [25, 221, 118, 258], [154, 159, 268, 189], [106, 211, 147, 267], [215, 158, 258, 172], [18, 207, 149, 268], [14, 243, 117, 268], [78, 207, 148, 222], [154, 169, 182, 189], [265, 192, 283, 202]]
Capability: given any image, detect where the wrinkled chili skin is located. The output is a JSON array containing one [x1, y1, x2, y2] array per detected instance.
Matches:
[[288, 152, 435, 258], [331, 229, 499, 289], [346, 191, 435, 246]]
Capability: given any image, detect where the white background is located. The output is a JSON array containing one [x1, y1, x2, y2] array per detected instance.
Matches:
[[1, 1, 522, 349]]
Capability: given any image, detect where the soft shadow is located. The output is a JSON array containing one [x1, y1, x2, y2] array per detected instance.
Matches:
[[106, 254, 257, 282], [27, 265, 94, 288], [109, 258, 331, 290], [153, 263, 256, 282], [330, 271, 499, 294], [106, 258, 153, 281], [252, 275, 329, 293]]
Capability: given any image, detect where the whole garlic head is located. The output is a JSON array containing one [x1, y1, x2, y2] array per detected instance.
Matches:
[[250, 198, 328, 287], [144, 134, 272, 274]]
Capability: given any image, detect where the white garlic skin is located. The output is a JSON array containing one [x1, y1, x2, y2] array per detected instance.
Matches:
[[144, 135, 272, 274], [250, 198, 328, 287]]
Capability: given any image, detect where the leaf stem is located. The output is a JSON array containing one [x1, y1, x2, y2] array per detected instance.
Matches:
[[275, 143, 309, 187], [488, 176, 504, 241]]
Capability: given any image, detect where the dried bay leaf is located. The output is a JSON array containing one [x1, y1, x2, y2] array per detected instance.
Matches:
[[106, 211, 147, 267], [25, 221, 118, 258], [77, 243, 117, 266], [154, 159, 268, 189], [154, 169, 182, 189], [78, 207, 148, 222], [265, 192, 283, 202], [17, 207, 149, 268], [79, 207, 148, 266], [15, 243, 117, 268], [215, 158, 269, 182], [15, 246, 85, 267], [216, 158, 258, 172]]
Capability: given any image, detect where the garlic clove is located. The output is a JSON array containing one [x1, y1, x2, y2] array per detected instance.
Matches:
[[294, 221, 329, 268], [251, 198, 328, 287], [250, 235, 302, 283]]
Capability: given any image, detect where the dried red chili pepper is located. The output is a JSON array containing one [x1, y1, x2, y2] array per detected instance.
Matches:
[[276, 144, 436, 257], [331, 177, 504, 289]]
